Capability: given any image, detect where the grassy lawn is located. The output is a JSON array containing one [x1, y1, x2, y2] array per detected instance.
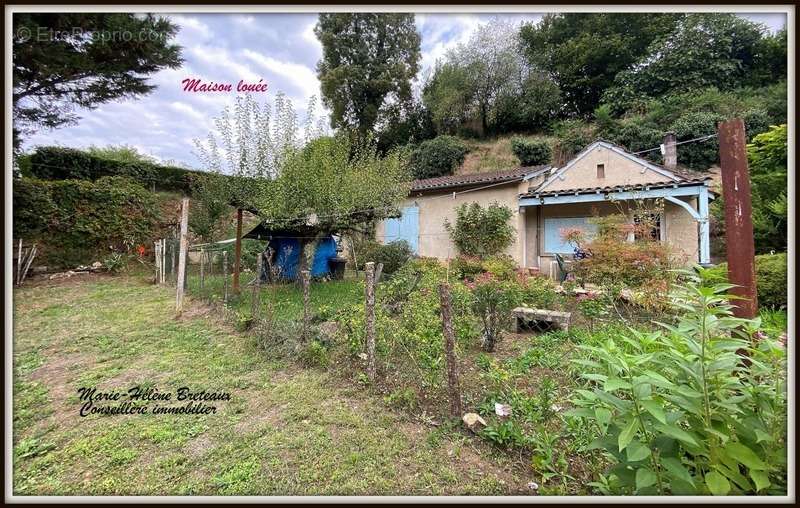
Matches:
[[12, 274, 532, 496]]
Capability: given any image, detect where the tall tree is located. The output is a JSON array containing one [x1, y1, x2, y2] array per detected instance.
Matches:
[[603, 14, 772, 111], [314, 14, 421, 135], [424, 18, 530, 137], [12, 13, 182, 148], [519, 13, 682, 118]]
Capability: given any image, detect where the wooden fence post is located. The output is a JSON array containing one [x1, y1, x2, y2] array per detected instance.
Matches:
[[718, 118, 758, 318], [233, 208, 243, 294], [154, 241, 160, 284], [300, 270, 311, 341], [171, 238, 177, 285], [438, 283, 462, 418], [252, 253, 263, 321], [199, 248, 205, 291], [16, 239, 23, 285], [175, 197, 190, 315], [364, 262, 377, 383], [223, 250, 229, 304]]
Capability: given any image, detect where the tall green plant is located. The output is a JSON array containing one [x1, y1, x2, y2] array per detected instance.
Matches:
[[569, 269, 787, 495], [445, 202, 515, 259]]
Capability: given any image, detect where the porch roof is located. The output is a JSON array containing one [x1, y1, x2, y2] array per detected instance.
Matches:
[[519, 177, 713, 206]]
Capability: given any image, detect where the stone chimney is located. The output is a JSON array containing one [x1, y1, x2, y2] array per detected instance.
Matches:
[[663, 132, 677, 171]]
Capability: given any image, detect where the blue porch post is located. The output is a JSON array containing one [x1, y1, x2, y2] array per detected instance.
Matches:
[[698, 186, 711, 265]]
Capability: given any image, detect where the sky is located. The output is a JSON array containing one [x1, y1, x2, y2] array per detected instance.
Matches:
[[21, 11, 787, 169]]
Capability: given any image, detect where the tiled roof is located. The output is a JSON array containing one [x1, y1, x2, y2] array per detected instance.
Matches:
[[410, 166, 549, 192], [521, 177, 713, 198]]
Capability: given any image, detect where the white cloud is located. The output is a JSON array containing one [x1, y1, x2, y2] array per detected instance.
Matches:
[[241, 49, 320, 102]]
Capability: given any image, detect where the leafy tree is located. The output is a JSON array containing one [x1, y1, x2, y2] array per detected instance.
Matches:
[[375, 97, 436, 153], [315, 14, 421, 135], [423, 18, 530, 136], [492, 72, 563, 133], [194, 93, 326, 180], [604, 14, 773, 112], [255, 134, 411, 266], [12, 13, 182, 148], [519, 13, 682, 117]]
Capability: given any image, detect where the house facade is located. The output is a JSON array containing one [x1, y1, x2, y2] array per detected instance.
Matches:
[[377, 139, 714, 278]]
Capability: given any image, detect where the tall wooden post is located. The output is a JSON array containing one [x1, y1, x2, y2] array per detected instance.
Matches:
[[718, 118, 758, 318], [199, 248, 205, 291], [223, 251, 229, 304], [438, 283, 463, 417], [175, 198, 190, 315], [300, 270, 311, 342], [233, 208, 243, 294], [364, 262, 377, 382], [252, 253, 263, 320]]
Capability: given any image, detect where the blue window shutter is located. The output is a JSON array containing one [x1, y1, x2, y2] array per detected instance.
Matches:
[[399, 206, 419, 254]]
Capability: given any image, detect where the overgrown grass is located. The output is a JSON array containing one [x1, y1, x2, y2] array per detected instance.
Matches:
[[12, 275, 525, 495]]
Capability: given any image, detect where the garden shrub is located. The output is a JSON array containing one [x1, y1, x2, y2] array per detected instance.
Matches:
[[445, 202, 515, 259], [704, 253, 787, 309], [515, 272, 560, 310], [480, 254, 517, 280], [566, 212, 680, 296], [353, 239, 413, 276], [511, 138, 552, 166], [466, 273, 519, 352], [408, 135, 469, 179], [13, 176, 160, 267], [450, 255, 484, 280], [569, 270, 787, 495], [28, 146, 201, 192]]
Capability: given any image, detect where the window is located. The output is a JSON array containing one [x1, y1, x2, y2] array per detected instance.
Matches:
[[543, 217, 598, 254], [633, 213, 662, 241], [597, 163, 605, 179]]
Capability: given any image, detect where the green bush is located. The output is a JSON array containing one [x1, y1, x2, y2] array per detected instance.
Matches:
[[28, 146, 201, 192], [355, 239, 413, 276], [481, 254, 517, 280], [569, 272, 787, 495], [511, 138, 552, 166], [451, 255, 484, 280], [408, 135, 468, 179], [12, 176, 159, 267], [669, 111, 724, 170], [706, 253, 787, 309], [552, 120, 597, 159], [445, 202, 515, 259]]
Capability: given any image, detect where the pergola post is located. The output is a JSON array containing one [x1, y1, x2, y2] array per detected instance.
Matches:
[[698, 186, 711, 265]]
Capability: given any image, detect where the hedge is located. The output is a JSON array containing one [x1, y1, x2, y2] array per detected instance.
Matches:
[[13, 176, 160, 268], [705, 252, 787, 309], [28, 146, 203, 192]]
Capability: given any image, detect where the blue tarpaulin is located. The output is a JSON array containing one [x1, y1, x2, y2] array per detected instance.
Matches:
[[266, 235, 337, 280]]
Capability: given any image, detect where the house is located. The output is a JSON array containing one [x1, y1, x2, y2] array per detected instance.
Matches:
[[376, 136, 714, 278]]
